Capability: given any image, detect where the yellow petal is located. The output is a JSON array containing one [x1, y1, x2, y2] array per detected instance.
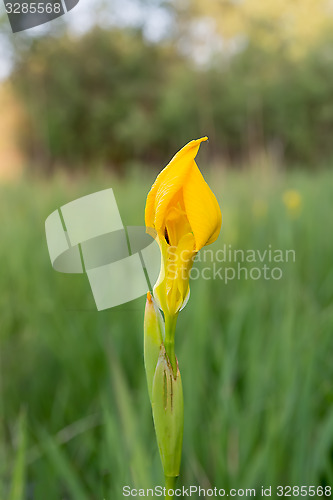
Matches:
[[183, 162, 222, 251], [165, 204, 191, 247], [152, 235, 169, 313], [165, 232, 195, 314], [145, 138, 208, 233]]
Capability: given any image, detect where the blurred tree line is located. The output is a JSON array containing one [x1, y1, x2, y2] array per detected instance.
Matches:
[[10, 21, 333, 172]]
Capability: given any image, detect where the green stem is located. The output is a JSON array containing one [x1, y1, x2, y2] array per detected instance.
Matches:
[[165, 475, 177, 499], [164, 313, 178, 377]]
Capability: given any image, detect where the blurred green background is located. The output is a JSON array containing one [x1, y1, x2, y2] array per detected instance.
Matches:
[[1, 1, 333, 498]]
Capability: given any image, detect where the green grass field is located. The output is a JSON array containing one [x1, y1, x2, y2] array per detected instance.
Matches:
[[1, 166, 333, 499]]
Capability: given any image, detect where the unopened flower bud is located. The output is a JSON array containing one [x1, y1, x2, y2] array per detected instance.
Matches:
[[144, 291, 164, 401], [152, 345, 184, 478]]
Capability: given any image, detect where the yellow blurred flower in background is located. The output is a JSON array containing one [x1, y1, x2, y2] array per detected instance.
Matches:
[[283, 189, 302, 218]]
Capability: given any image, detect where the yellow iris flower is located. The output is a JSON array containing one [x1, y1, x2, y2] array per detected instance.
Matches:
[[144, 138, 221, 485], [145, 137, 222, 327]]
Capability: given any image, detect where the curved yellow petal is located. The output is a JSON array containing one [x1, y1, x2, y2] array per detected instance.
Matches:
[[165, 137, 208, 170], [182, 162, 222, 251], [145, 137, 208, 233], [152, 235, 169, 313], [165, 232, 195, 314], [145, 166, 170, 230], [165, 204, 191, 247]]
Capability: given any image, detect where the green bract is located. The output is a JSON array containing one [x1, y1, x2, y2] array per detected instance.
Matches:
[[152, 345, 184, 479]]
